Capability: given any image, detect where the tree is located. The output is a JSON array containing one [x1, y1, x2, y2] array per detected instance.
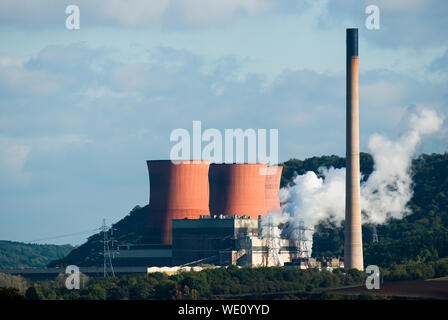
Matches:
[[25, 286, 40, 300], [0, 287, 26, 300]]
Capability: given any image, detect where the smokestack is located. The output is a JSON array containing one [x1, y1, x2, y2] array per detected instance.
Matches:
[[344, 28, 364, 270]]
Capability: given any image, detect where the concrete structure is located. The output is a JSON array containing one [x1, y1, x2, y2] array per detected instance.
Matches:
[[321, 257, 344, 269], [264, 166, 283, 213], [171, 215, 259, 265], [209, 163, 268, 218], [113, 244, 171, 267], [284, 257, 344, 270], [147, 266, 218, 275], [235, 237, 300, 267], [208, 164, 226, 216], [172, 215, 300, 267], [344, 28, 364, 271], [146, 160, 211, 244], [284, 258, 321, 269]]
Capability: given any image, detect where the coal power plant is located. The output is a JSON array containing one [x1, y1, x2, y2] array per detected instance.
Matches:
[[114, 28, 362, 270], [117, 160, 301, 268], [111, 159, 342, 269]]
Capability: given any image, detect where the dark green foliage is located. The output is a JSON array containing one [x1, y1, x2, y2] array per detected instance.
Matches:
[[381, 257, 448, 281], [49, 205, 149, 267], [7, 257, 448, 300], [0, 240, 73, 268], [25, 286, 40, 300], [280, 153, 373, 187], [311, 220, 345, 258], [309, 153, 448, 268], [0, 287, 26, 300], [14, 266, 367, 300], [0, 273, 29, 294]]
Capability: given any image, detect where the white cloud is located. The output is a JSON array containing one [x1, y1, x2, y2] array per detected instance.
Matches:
[[34, 134, 93, 151], [0, 54, 69, 96], [95, 0, 170, 27], [0, 134, 93, 188], [0, 54, 26, 68], [375, 0, 426, 12], [321, 0, 448, 48], [361, 80, 408, 107], [0, 137, 32, 188], [0, 0, 292, 29]]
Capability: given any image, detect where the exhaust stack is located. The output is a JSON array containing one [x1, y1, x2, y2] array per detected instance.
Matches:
[[344, 28, 364, 270]]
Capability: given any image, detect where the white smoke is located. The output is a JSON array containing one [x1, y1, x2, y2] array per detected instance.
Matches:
[[361, 108, 443, 223], [263, 107, 443, 255]]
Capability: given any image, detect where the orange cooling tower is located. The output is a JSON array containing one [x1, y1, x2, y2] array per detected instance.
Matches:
[[146, 160, 210, 244], [264, 166, 283, 213], [209, 163, 267, 218]]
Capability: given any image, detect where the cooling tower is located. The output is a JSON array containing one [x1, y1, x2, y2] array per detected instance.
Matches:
[[209, 163, 268, 218], [344, 28, 364, 270], [265, 166, 283, 213], [146, 160, 210, 244]]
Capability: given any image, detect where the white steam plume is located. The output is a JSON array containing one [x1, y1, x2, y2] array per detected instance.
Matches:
[[263, 107, 443, 255], [361, 108, 443, 223]]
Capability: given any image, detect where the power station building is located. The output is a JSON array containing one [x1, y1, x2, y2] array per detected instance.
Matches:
[[172, 215, 260, 266], [115, 29, 361, 270], [172, 215, 300, 266], [114, 160, 295, 267], [116, 214, 301, 267]]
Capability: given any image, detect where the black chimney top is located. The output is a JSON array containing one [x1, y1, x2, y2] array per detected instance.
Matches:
[[346, 28, 358, 57]]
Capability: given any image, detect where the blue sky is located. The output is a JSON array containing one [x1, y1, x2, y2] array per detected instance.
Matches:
[[0, 0, 447, 245]]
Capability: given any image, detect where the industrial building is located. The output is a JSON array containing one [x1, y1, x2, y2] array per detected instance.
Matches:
[[113, 29, 364, 270], [113, 244, 172, 267], [116, 214, 302, 267], [172, 215, 260, 266], [112, 161, 295, 267], [284, 257, 344, 270], [172, 215, 300, 267], [3, 29, 363, 279]]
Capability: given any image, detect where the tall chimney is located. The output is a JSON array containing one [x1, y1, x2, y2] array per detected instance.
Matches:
[[344, 28, 364, 270]]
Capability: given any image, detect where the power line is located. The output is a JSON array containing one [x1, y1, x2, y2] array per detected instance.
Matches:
[[372, 225, 379, 243], [99, 219, 116, 277], [25, 228, 102, 243]]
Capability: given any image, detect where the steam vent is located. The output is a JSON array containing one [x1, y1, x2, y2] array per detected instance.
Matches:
[[344, 28, 364, 271], [146, 160, 211, 244]]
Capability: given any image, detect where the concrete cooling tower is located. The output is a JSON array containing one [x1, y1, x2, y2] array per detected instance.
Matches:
[[264, 166, 283, 213], [209, 163, 268, 218], [146, 160, 210, 244]]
